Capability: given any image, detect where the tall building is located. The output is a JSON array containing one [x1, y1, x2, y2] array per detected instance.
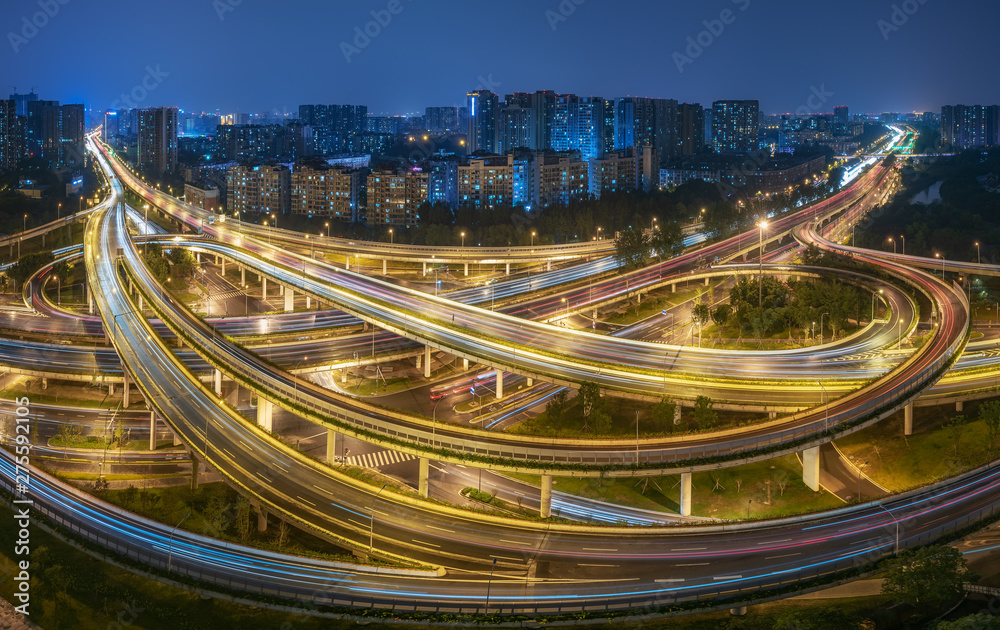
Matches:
[[467, 90, 499, 154], [833, 105, 849, 127], [216, 124, 284, 162], [227, 164, 291, 215], [137, 106, 178, 175], [0, 100, 25, 172], [614, 97, 677, 163], [498, 105, 536, 154], [532, 152, 589, 208], [588, 146, 656, 197], [102, 110, 120, 143], [675, 103, 705, 157], [459, 156, 513, 209], [41, 103, 85, 169], [941, 105, 1000, 150], [601, 99, 617, 156], [711, 100, 760, 154], [366, 166, 429, 227], [425, 106, 460, 132], [427, 160, 459, 207], [297, 104, 367, 152], [8, 91, 38, 118], [290, 164, 360, 223], [25, 99, 57, 157]]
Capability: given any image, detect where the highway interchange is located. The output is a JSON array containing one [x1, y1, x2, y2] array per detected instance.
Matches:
[[2, 128, 1000, 617]]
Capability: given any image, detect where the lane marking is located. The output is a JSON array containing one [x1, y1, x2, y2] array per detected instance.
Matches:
[[714, 575, 742, 580], [411, 539, 440, 548], [676, 563, 708, 567], [296, 495, 316, 507], [578, 564, 616, 567], [582, 548, 618, 552], [757, 538, 791, 545], [426, 524, 454, 533], [655, 578, 685, 583], [671, 547, 706, 552], [765, 553, 801, 560], [490, 555, 522, 562]]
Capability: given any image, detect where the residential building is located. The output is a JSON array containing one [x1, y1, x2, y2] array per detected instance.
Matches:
[[216, 124, 284, 162], [588, 146, 656, 197], [675, 103, 705, 157], [184, 182, 219, 212], [8, 91, 38, 118], [941, 105, 1000, 150], [291, 164, 360, 223], [466, 90, 499, 154], [425, 106, 460, 133], [712, 100, 760, 154], [427, 160, 459, 207], [366, 166, 429, 227], [458, 155, 512, 209], [532, 152, 589, 208], [0, 100, 25, 172], [226, 164, 291, 215], [498, 105, 536, 154], [41, 103, 85, 169], [137, 106, 178, 175]]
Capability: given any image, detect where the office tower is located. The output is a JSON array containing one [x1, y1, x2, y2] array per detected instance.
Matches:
[[8, 91, 38, 117], [711, 100, 760, 154], [41, 103, 85, 169], [551, 94, 578, 152], [467, 90, 499, 154], [0, 100, 25, 171], [941, 105, 1000, 150], [137, 107, 178, 175], [675, 103, 705, 157], [498, 105, 536, 154], [102, 110, 119, 143]]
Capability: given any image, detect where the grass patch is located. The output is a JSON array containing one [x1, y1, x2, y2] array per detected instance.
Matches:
[[340, 376, 412, 396], [49, 434, 175, 452], [836, 399, 1000, 492]]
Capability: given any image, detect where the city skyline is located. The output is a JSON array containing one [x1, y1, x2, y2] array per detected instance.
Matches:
[[3, 0, 998, 114]]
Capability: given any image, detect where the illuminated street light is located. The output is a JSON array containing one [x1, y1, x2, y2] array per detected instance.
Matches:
[[757, 221, 768, 307]]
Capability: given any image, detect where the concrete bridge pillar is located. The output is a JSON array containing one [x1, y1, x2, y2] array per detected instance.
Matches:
[[671, 283, 676, 293], [284, 288, 294, 312], [190, 454, 200, 490], [172, 428, 181, 447], [956, 400, 964, 412], [257, 398, 273, 432], [137, 294, 143, 311], [802, 446, 821, 491], [306, 296, 311, 309], [423, 261, 427, 275], [383, 259, 387, 275], [904, 402, 914, 436], [149, 413, 157, 451], [279, 284, 284, 297], [540, 475, 553, 518], [41, 377, 47, 390], [424, 346, 432, 378], [496, 371, 504, 399], [255, 506, 267, 532], [464, 262, 469, 276], [108, 382, 115, 396], [547, 261, 552, 272], [505, 262, 510, 275], [220, 258, 225, 275], [463, 358, 469, 370], [196, 252, 200, 263], [680, 472, 693, 516], [704, 277, 710, 286], [418, 457, 430, 498], [87, 283, 94, 314], [261, 277, 267, 298], [527, 378, 533, 386], [326, 429, 339, 464], [122, 370, 130, 407], [213, 369, 222, 396], [241, 266, 245, 285]]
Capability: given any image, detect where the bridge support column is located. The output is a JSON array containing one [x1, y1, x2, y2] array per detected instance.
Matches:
[[256, 506, 267, 532], [680, 473, 692, 516], [463, 262, 469, 277], [383, 259, 387, 275], [41, 377, 47, 390], [416, 352, 422, 370], [802, 446, 821, 492], [905, 402, 914, 436], [87, 284, 94, 314], [496, 371, 504, 399], [418, 457, 430, 498], [704, 277, 710, 286], [213, 369, 222, 396], [423, 346, 431, 378], [257, 398, 273, 432], [956, 400, 964, 412], [261, 277, 267, 298], [284, 288, 294, 312], [279, 284, 284, 297], [196, 252, 200, 263], [108, 382, 115, 396], [305, 296, 311, 309], [505, 262, 510, 275], [540, 475, 553, 518], [326, 429, 339, 464], [422, 261, 427, 275], [216, 255, 221, 265], [241, 266, 245, 284], [671, 283, 676, 293], [527, 378, 533, 386], [463, 358, 469, 370], [730, 606, 747, 616], [674, 405, 682, 425], [122, 370, 130, 407], [172, 429, 181, 447], [547, 261, 552, 272], [190, 454, 199, 490], [149, 413, 157, 451], [221, 258, 225, 275], [137, 294, 143, 311]]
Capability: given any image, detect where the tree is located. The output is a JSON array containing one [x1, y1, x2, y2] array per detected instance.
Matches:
[[168, 247, 195, 278], [978, 400, 1000, 455], [692, 300, 711, 327], [692, 396, 717, 429], [613, 225, 649, 270], [543, 388, 566, 419], [711, 304, 732, 329], [235, 496, 253, 542], [650, 220, 684, 259], [651, 397, 677, 432], [7, 251, 55, 290], [881, 545, 978, 612], [577, 382, 604, 427], [934, 614, 1000, 630]]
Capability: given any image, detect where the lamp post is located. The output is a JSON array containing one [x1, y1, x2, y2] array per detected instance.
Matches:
[[935, 252, 944, 277], [817, 380, 829, 431], [899, 235, 905, 256], [388, 228, 393, 244], [325, 222, 330, 238], [561, 297, 569, 321], [871, 289, 883, 323], [976, 241, 981, 265], [461, 231, 465, 248], [857, 460, 869, 502], [897, 318, 903, 349], [651, 217, 657, 231], [811, 321, 816, 344], [819, 312, 829, 344], [166, 512, 190, 574], [757, 221, 768, 307], [878, 503, 900, 555], [369, 484, 387, 552], [531, 231, 536, 247], [485, 557, 498, 614], [888, 237, 895, 254]]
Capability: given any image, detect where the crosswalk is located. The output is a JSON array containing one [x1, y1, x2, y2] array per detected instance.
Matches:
[[345, 449, 416, 469], [208, 289, 242, 301]]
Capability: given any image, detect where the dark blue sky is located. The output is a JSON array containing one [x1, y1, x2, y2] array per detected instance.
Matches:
[[3, 0, 998, 115]]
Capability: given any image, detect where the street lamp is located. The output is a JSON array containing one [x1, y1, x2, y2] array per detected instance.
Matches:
[[388, 228, 393, 244], [325, 222, 330, 238], [369, 484, 387, 552], [878, 503, 900, 555], [561, 297, 569, 321], [888, 237, 895, 254], [166, 512, 190, 573], [531, 231, 536, 248], [899, 235, 905, 256], [857, 460, 869, 502], [935, 252, 945, 277], [871, 289, 883, 323], [897, 318, 904, 349], [461, 231, 465, 248], [819, 312, 829, 344], [757, 221, 768, 307], [975, 241, 981, 265], [651, 217, 658, 231], [817, 380, 829, 431]]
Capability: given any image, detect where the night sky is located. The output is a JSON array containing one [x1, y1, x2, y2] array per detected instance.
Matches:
[[2, 0, 997, 115]]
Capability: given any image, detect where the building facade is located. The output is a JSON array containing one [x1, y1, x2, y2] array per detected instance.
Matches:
[[137, 106, 178, 175], [366, 167, 429, 227], [226, 164, 291, 215], [712, 100, 760, 154], [941, 105, 1000, 150], [290, 165, 360, 223]]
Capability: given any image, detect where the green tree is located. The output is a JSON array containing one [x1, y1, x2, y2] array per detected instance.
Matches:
[[692, 300, 711, 327], [692, 396, 717, 429], [7, 251, 55, 290], [577, 382, 603, 421], [546, 389, 568, 423], [978, 400, 1000, 455], [711, 304, 732, 329], [934, 614, 1000, 630], [613, 225, 649, 270], [144, 242, 169, 283], [881, 545, 978, 612], [651, 397, 677, 433], [649, 220, 684, 259], [168, 247, 195, 278]]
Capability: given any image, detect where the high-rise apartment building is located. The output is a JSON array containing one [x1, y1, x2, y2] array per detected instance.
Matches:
[[941, 105, 1000, 150], [8, 91, 38, 118], [41, 103, 85, 169], [366, 166, 429, 227], [25, 99, 57, 157], [0, 100, 25, 172], [498, 105, 536, 154], [833, 105, 849, 128], [675, 103, 706, 157], [466, 90, 499, 154], [425, 106, 460, 132], [227, 164, 291, 215], [290, 164, 359, 223], [137, 106, 178, 175], [712, 100, 760, 154]]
